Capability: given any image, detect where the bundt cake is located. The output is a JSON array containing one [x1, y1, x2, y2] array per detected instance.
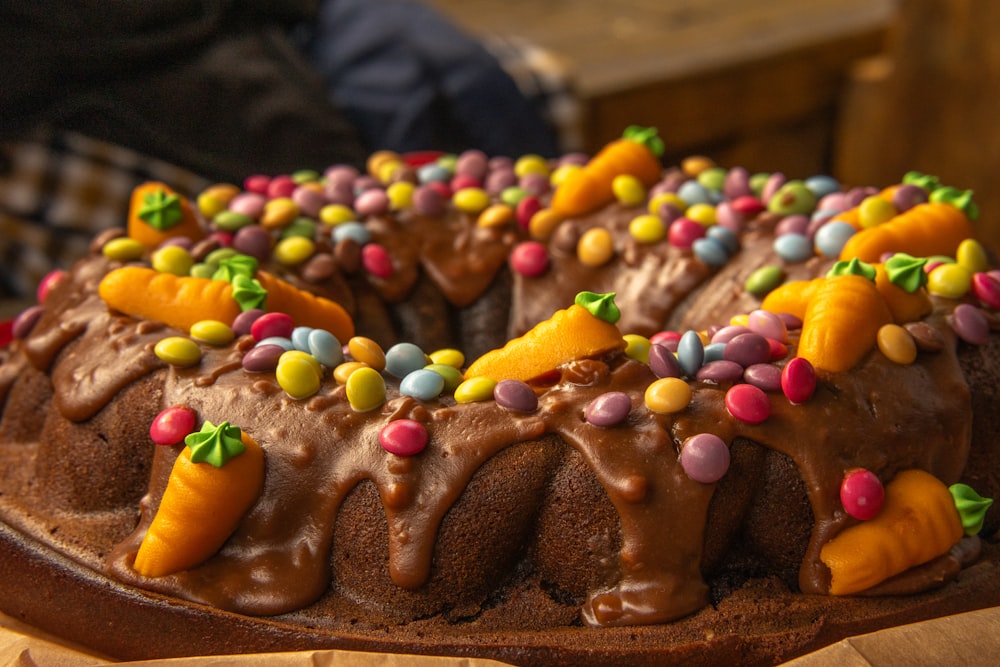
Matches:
[[1, 128, 999, 665]]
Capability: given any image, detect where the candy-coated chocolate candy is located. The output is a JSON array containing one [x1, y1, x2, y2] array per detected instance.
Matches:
[[510, 241, 549, 277], [857, 195, 896, 229], [154, 336, 202, 367], [478, 203, 514, 229], [256, 336, 294, 351], [676, 330, 705, 377], [725, 383, 770, 424], [400, 368, 445, 400], [629, 214, 666, 244], [956, 238, 989, 274], [151, 245, 194, 276], [189, 320, 235, 346], [840, 469, 884, 520], [292, 184, 325, 216], [346, 366, 386, 411], [333, 360, 368, 384], [775, 214, 809, 237], [362, 243, 394, 278], [767, 337, 788, 360], [710, 325, 749, 345], [279, 217, 316, 241], [276, 353, 322, 399], [743, 363, 782, 392], [348, 336, 386, 370], [773, 233, 813, 263], [585, 391, 632, 427], [267, 175, 296, 199], [707, 225, 739, 254], [650, 330, 681, 350], [149, 406, 197, 446], [319, 203, 355, 225], [307, 328, 343, 367], [668, 217, 705, 250], [385, 342, 428, 378], [456, 149, 489, 180], [494, 379, 538, 412], [677, 180, 712, 206], [686, 202, 717, 226], [273, 236, 315, 266], [804, 174, 840, 199], [102, 237, 145, 261], [950, 303, 989, 345], [513, 154, 549, 178], [386, 181, 415, 210], [332, 221, 371, 246], [379, 419, 429, 456], [876, 323, 917, 364], [693, 237, 729, 268], [214, 210, 254, 232], [747, 309, 788, 342], [696, 360, 743, 383], [703, 342, 726, 364], [454, 376, 497, 403], [648, 343, 682, 378], [424, 363, 463, 393], [354, 188, 390, 216], [228, 191, 266, 217], [251, 312, 295, 342], [242, 343, 285, 373], [429, 348, 465, 368], [680, 433, 730, 483], [781, 357, 816, 404], [623, 334, 651, 363], [612, 174, 646, 206], [813, 220, 856, 258], [577, 228, 615, 267], [290, 326, 313, 351], [260, 197, 299, 229], [972, 271, 1000, 309], [723, 333, 771, 368], [513, 195, 540, 228], [644, 377, 692, 414], [232, 225, 273, 261], [453, 187, 491, 214], [37, 269, 66, 304], [927, 262, 972, 298], [11, 305, 43, 339], [744, 264, 784, 297]]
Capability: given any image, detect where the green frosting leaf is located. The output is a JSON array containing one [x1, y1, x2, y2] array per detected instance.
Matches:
[[185, 420, 246, 468], [949, 483, 993, 536], [901, 171, 940, 192], [826, 258, 877, 282], [138, 189, 183, 231], [212, 254, 259, 282], [231, 274, 268, 311], [930, 186, 979, 220], [575, 291, 621, 324], [622, 125, 664, 158], [884, 253, 929, 292]]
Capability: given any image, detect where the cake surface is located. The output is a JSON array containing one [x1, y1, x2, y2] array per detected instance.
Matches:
[[1, 130, 999, 665]]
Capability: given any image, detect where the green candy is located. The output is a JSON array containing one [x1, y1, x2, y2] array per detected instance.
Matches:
[[744, 265, 784, 297], [138, 189, 183, 231], [949, 483, 994, 536], [827, 258, 877, 282], [884, 253, 928, 292], [575, 291, 621, 324], [185, 420, 246, 468], [231, 274, 267, 311]]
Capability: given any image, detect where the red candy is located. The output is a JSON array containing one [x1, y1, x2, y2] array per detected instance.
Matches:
[[724, 383, 770, 424], [510, 241, 549, 277], [379, 419, 429, 456], [668, 217, 706, 250], [362, 243, 394, 278], [515, 195, 542, 231], [840, 469, 884, 520], [730, 195, 766, 216], [37, 269, 66, 304], [149, 406, 197, 445], [243, 174, 270, 194], [266, 175, 297, 199], [767, 337, 789, 361], [972, 271, 1000, 309], [781, 357, 816, 404], [251, 312, 295, 341]]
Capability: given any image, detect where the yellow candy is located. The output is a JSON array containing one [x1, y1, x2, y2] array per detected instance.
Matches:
[[477, 203, 514, 228], [386, 181, 415, 210], [348, 336, 386, 371], [550, 163, 581, 188], [858, 195, 897, 229], [644, 377, 692, 414], [277, 354, 322, 399], [628, 214, 666, 244], [319, 204, 355, 226], [454, 376, 497, 403], [453, 187, 491, 214], [681, 155, 716, 177], [623, 334, 651, 363], [577, 228, 615, 267], [956, 238, 989, 274], [429, 348, 465, 368], [529, 208, 563, 241], [189, 319, 235, 346], [151, 245, 194, 276], [729, 314, 750, 328], [345, 366, 386, 411], [102, 237, 146, 262], [649, 192, 687, 215], [154, 336, 202, 367], [514, 154, 549, 178], [260, 197, 300, 229], [273, 236, 316, 266], [686, 202, 717, 227], [877, 323, 917, 365], [334, 360, 369, 384], [927, 262, 972, 299], [376, 159, 404, 184], [612, 174, 646, 206]]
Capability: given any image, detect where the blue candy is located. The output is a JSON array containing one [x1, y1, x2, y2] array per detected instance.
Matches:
[[677, 330, 705, 377], [692, 237, 730, 268], [814, 220, 857, 258], [399, 368, 445, 400], [332, 221, 371, 245], [385, 342, 428, 378], [291, 326, 314, 352], [773, 233, 814, 263], [307, 328, 343, 367]]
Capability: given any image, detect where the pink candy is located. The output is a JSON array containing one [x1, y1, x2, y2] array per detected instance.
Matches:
[[379, 419, 429, 456], [781, 357, 816, 404], [840, 469, 884, 520], [724, 384, 770, 424], [149, 406, 196, 445], [362, 243, 394, 278], [747, 309, 788, 342], [36, 269, 65, 304], [972, 271, 1000, 309], [510, 241, 549, 277], [251, 312, 295, 341], [668, 217, 706, 250], [267, 175, 297, 199]]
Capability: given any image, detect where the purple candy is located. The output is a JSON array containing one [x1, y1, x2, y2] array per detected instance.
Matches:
[[494, 379, 538, 412], [774, 214, 810, 237], [242, 344, 285, 372], [711, 324, 750, 344], [12, 305, 44, 339], [412, 185, 445, 217], [455, 149, 489, 181], [232, 224, 273, 262], [485, 167, 517, 195], [747, 309, 788, 342], [891, 184, 928, 213], [232, 308, 265, 337], [723, 333, 771, 368], [950, 303, 989, 345], [680, 433, 731, 483], [585, 391, 632, 427], [649, 343, 682, 378], [723, 166, 751, 199], [743, 363, 782, 392], [324, 179, 355, 207], [696, 360, 744, 383]]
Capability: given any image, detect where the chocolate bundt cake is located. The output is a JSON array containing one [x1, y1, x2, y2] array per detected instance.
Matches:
[[1, 128, 999, 665]]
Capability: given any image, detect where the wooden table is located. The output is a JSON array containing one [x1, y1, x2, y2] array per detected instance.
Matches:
[[427, 0, 896, 176]]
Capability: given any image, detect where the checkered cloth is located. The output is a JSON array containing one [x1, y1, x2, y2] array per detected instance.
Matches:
[[0, 129, 211, 299]]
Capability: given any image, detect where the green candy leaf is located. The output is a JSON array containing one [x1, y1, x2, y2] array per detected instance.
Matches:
[[949, 483, 993, 536], [212, 254, 259, 282], [930, 186, 979, 220], [231, 274, 268, 311], [575, 291, 621, 324], [827, 258, 877, 282], [901, 171, 940, 192], [884, 253, 928, 292], [138, 189, 183, 231], [185, 420, 246, 468], [622, 125, 664, 158]]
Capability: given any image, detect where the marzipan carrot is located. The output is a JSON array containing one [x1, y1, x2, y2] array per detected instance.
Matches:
[[820, 469, 963, 595], [134, 421, 265, 578], [838, 202, 975, 263], [256, 271, 354, 342], [550, 126, 663, 218], [760, 278, 819, 321], [826, 185, 899, 230], [873, 264, 932, 323], [99, 266, 241, 333], [796, 274, 892, 373], [128, 182, 205, 248]]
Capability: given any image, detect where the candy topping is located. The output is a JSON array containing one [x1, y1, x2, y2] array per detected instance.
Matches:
[[138, 189, 183, 231], [840, 469, 885, 520], [185, 420, 246, 467], [949, 484, 994, 536], [575, 291, 621, 324], [379, 420, 429, 456]]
